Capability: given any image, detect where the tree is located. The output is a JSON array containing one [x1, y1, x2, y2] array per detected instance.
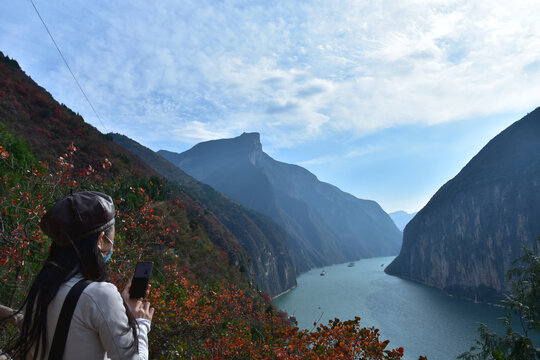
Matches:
[[458, 239, 540, 359]]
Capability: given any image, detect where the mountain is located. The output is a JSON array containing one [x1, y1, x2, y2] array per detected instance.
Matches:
[[389, 211, 417, 231], [0, 51, 294, 297], [386, 108, 540, 302], [159, 133, 402, 273], [111, 133, 296, 296]]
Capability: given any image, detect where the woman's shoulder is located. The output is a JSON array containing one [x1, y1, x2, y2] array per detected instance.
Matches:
[[84, 280, 120, 299], [71, 280, 130, 339], [62, 275, 123, 311], [78, 281, 124, 319]]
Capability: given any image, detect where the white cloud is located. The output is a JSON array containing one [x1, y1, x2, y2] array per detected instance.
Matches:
[[170, 121, 233, 144], [345, 146, 380, 159], [298, 155, 336, 166], [2, 0, 540, 149], [298, 145, 380, 166]]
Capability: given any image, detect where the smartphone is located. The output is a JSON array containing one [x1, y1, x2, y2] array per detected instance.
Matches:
[[129, 261, 153, 299]]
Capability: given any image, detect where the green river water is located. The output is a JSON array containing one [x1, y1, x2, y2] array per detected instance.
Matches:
[[273, 256, 539, 360]]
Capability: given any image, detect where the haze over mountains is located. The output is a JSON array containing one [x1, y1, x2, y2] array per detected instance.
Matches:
[[159, 133, 402, 274], [389, 211, 417, 231], [386, 108, 540, 302]]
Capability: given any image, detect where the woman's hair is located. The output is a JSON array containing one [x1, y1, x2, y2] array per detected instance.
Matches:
[[9, 226, 138, 359]]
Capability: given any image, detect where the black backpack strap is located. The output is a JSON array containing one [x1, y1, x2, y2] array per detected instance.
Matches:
[[48, 279, 91, 360]]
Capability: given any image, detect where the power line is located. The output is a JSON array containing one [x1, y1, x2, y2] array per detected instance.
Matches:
[[29, 0, 108, 132]]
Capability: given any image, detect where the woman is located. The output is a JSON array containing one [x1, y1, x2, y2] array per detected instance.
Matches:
[[5, 191, 154, 359]]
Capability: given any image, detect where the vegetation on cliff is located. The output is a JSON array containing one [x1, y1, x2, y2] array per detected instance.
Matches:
[[459, 240, 540, 359]]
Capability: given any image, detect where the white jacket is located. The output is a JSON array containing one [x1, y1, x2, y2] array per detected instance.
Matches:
[[41, 274, 151, 360]]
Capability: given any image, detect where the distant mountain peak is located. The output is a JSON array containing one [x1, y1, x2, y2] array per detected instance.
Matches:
[[389, 211, 417, 231], [236, 132, 262, 152], [238, 133, 262, 165], [188, 132, 262, 155], [239, 131, 260, 140]]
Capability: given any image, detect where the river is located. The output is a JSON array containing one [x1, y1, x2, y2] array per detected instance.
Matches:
[[273, 256, 539, 360]]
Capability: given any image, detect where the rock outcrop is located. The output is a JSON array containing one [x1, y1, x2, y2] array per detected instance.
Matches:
[[386, 108, 540, 302]]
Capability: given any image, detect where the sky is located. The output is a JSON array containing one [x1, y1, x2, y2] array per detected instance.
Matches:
[[1, 0, 540, 213]]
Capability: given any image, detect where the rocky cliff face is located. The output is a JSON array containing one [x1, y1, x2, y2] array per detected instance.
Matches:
[[385, 108, 540, 302], [112, 134, 297, 297], [159, 133, 402, 274]]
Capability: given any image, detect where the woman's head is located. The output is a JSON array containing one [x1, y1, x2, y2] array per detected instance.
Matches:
[[40, 191, 116, 279], [40, 191, 115, 246]]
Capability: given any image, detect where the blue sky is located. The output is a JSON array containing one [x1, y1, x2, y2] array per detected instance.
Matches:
[[1, 1, 539, 212]]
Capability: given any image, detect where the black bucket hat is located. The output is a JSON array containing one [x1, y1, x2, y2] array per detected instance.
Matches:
[[40, 191, 115, 246]]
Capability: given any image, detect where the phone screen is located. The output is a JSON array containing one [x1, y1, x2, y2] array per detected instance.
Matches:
[[129, 261, 153, 299]]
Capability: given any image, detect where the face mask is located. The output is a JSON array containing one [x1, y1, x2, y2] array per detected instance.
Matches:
[[102, 233, 114, 263], [102, 246, 113, 263]]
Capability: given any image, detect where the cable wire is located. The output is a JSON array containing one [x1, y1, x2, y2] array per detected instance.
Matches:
[[29, 0, 108, 132]]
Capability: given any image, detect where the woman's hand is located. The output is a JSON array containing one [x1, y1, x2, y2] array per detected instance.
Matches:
[[121, 278, 155, 321], [132, 300, 154, 321], [0, 304, 23, 328]]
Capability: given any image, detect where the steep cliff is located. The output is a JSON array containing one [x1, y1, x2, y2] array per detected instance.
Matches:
[[386, 108, 540, 302], [112, 134, 297, 297], [159, 133, 402, 274]]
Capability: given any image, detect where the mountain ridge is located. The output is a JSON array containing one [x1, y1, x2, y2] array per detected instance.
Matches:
[[159, 133, 402, 274]]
